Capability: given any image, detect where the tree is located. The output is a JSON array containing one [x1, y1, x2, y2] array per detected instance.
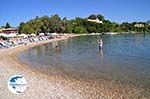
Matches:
[[41, 16, 51, 33], [5, 22, 11, 28], [19, 22, 25, 34], [120, 22, 130, 32], [17, 13, 150, 34], [97, 14, 105, 21], [73, 26, 87, 33], [87, 26, 97, 33], [20, 24, 34, 34], [65, 19, 75, 33], [49, 14, 63, 33], [31, 19, 43, 34], [88, 14, 97, 20], [147, 20, 150, 24]]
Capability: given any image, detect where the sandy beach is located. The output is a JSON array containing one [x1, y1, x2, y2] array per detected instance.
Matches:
[[0, 35, 148, 99]]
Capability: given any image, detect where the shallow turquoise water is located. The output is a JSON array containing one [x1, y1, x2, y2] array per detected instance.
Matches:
[[19, 34, 150, 92]]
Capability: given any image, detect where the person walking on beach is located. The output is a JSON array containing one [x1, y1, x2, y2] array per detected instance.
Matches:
[[97, 39, 103, 49]]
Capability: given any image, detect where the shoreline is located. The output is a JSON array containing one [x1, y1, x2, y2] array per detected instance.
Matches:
[[0, 35, 86, 98], [0, 34, 148, 99]]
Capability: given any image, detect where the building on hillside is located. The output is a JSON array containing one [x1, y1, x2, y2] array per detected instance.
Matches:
[[87, 18, 103, 24], [0, 28, 18, 38], [0, 28, 3, 33], [2, 28, 18, 34], [134, 24, 144, 28]]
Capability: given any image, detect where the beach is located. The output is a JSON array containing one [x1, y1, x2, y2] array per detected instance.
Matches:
[[0, 34, 148, 99], [0, 36, 85, 98]]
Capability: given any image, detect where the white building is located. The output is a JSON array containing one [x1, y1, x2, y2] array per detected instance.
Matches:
[[87, 18, 103, 24], [134, 24, 144, 28]]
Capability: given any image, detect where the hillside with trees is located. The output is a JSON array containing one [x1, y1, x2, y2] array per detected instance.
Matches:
[[17, 14, 150, 34]]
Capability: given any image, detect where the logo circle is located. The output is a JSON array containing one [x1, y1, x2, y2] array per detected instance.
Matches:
[[7, 75, 27, 94]]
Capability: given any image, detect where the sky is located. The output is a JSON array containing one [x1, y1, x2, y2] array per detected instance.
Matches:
[[0, 0, 150, 27]]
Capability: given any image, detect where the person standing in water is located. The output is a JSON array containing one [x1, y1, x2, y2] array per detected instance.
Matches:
[[97, 39, 103, 49]]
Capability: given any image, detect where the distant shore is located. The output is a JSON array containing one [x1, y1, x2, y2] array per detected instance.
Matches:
[[0, 34, 147, 99]]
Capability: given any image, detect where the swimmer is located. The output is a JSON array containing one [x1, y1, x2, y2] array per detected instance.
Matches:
[[97, 39, 103, 49]]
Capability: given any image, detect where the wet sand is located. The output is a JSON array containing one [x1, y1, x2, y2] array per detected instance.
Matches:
[[0, 35, 148, 99]]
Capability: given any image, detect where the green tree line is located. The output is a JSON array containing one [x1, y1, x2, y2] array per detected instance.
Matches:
[[16, 14, 150, 34]]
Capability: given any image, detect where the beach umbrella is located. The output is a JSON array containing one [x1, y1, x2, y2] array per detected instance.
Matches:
[[18, 34, 28, 38], [7, 33, 17, 38], [39, 33, 45, 36], [51, 33, 58, 35], [30, 34, 36, 37], [0, 33, 8, 37], [0, 33, 17, 38]]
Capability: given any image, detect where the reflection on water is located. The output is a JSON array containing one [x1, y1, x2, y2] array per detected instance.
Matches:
[[98, 49, 104, 61], [19, 34, 150, 95]]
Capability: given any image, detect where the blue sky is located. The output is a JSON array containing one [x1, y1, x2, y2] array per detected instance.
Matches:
[[0, 0, 150, 27]]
